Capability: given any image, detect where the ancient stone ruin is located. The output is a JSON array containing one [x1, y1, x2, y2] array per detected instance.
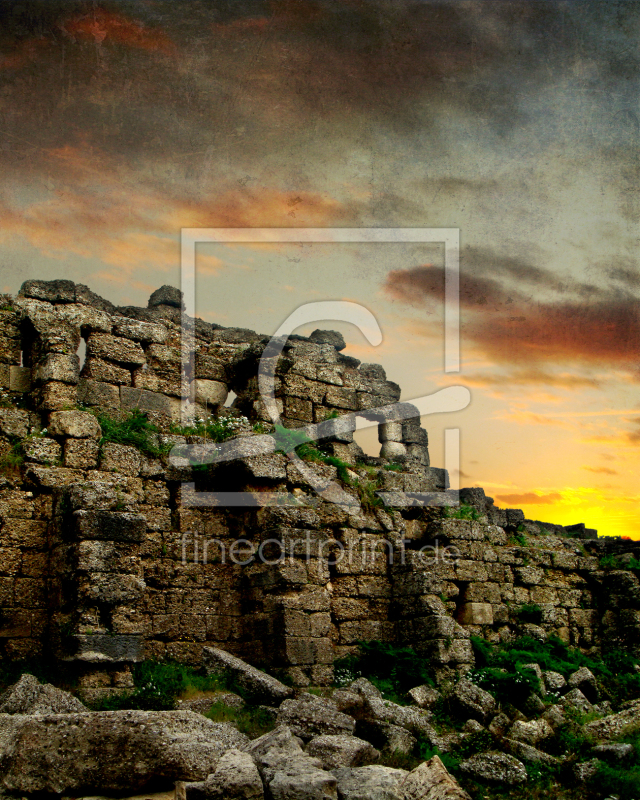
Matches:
[[0, 278, 638, 704]]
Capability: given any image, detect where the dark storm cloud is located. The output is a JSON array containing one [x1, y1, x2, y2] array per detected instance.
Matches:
[[2, 0, 639, 176], [384, 255, 640, 372]]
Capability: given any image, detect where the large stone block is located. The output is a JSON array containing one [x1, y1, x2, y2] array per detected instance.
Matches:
[[77, 379, 120, 408], [194, 379, 228, 408], [82, 357, 132, 385], [99, 443, 142, 476], [458, 602, 494, 625], [74, 510, 146, 542], [34, 354, 79, 385], [120, 386, 181, 419], [48, 410, 101, 440], [86, 333, 146, 366]]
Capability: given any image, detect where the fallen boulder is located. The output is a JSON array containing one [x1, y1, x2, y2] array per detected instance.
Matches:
[[0, 673, 87, 715], [451, 679, 496, 724], [459, 752, 527, 785], [306, 734, 380, 769], [244, 725, 336, 800], [332, 765, 408, 800], [203, 647, 293, 706], [0, 709, 248, 794], [584, 699, 640, 741], [400, 756, 472, 800], [205, 748, 264, 799], [276, 693, 356, 739]]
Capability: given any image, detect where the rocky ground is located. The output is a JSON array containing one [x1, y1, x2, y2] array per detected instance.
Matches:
[[1, 640, 639, 800]]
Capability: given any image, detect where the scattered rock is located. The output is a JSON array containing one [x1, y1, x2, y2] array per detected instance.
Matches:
[[203, 647, 294, 706], [508, 717, 553, 746], [561, 687, 593, 715], [567, 667, 599, 703], [205, 748, 264, 799], [276, 693, 356, 740], [408, 685, 441, 710], [542, 671, 567, 694], [332, 765, 408, 800], [592, 743, 634, 762], [400, 756, 472, 800], [585, 699, 640, 741], [573, 758, 601, 783], [459, 752, 527, 785], [0, 674, 87, 715], [0, 709, 248, 794], [307, 734, 380, 769], [451, 679, 496, 723]]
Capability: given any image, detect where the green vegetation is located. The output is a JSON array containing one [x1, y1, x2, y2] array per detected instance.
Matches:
[[444, 503, 482, 521], [95, 409, 170, 458], [600, 553, 640, 572], [0, 437, 24, 477], [509, 531, 529, 547], [333, 640, 434, 701], [515, 603, 544, 625], [205, 701, 275, 739], [89, 660, 232, 711], [383, 462, 404, 472], [471, 634, 640, 707]]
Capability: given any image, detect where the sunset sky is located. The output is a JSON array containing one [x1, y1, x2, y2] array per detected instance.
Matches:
[[1, 0, 639, 537]]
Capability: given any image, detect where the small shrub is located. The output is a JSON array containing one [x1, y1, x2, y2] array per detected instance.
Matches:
[[589, 762, 640, 800], [515, 603, 544, 625], [171, 414, 252, 443], [445, 504, 481, 521], [88, 660, 231, 711], [96, 409, 170, 458], [333, 641, 434, 698], [205, 701, 276, 739], [383, 463, 404, 472]]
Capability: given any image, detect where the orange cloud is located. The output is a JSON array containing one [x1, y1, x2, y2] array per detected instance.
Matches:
[[583, 466, 619, 475], [0, 37, 49, 70], [496, 491, 562, 505], [64, 9, 177, 56]]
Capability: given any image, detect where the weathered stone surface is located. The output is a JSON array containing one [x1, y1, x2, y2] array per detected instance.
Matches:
[[0, 710, 248, 793], [408, 685, 441, 710], [149, 284, 185, 309], [457, 602, 493, 625], [459, 752, 527, 785], [73, 633, 144, 663], [560, 688, 593, 715], [585, 699, 640, 741], [19, 279, 76, 304], [542, 670, 567, 694], [195, 379, 228, 408], [451, 679, 496, 723], [508, 717, 553, 746], [331, 765, 408, 800], [0, 674, 87, 715], [22, 437, 61, 464], [400, 756, 472, 800], [309, 330, 346, 351], [276, 693, 356, 739], [205, 747, 264, 799], [100, 443, 142, 476], [0, 408, 30, 438], [87, 333, 146, 365], [269, 757, 337, 800], [113, 318, 168, 343], [64, 438, 100, 468], [306, 734, 379, 769], [567, 667, 599, 703], [48, 410, 101, 439], [203, 647, 293, 705], [34, 353, 80, 384]]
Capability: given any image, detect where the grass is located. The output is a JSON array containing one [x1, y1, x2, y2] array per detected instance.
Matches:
[[88, 660, 234, 711], [95, 409, 171, 458], [333, 640, 435, 701], [205, 701, 276, 739], [171, 414, 263, 442], [444, 503, 482, 521], [509, 532, 529, 547], [0, 438, 24, 477]]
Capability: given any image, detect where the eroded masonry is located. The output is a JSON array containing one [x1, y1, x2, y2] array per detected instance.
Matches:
[[0, 279, 638, 701]]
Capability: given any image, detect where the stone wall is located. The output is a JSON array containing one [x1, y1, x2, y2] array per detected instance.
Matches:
[[0, 279, 637, 696]]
